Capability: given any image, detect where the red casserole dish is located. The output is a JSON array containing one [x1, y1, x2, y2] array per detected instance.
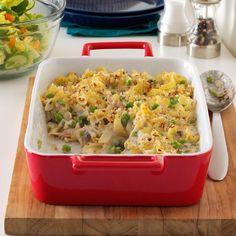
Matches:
[[24, 42, 213, 206]]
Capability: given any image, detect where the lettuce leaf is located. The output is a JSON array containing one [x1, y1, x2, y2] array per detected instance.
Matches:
[[0, 0, 34, 17], [0, 0, 23, 9], [11, 0, 28, 15]]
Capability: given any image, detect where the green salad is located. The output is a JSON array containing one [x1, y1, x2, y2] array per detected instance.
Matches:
[[0, 0, 49, 70]]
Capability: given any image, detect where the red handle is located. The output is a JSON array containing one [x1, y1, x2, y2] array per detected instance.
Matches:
[[82, 42, 154, 57], [71, 155, 164, 173]]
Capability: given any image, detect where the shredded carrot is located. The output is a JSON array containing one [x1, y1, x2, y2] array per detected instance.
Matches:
[[31, 40, 41, 50], [5, 13, 15, 22], [8, 37, 16, 48], [20, 27, 27, 33]]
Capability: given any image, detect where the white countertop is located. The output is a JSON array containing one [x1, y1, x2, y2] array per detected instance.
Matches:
[[0, 28, 236, 236]]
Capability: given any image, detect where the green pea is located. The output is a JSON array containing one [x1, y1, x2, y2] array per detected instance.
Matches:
[[89, 106, 97, 113], [121, 113, 130, 127], [151, 104, 159, 110], [57, 99, 65, 106], [171, 140, 183, 149], [46, 93, 54, 99], [126, 102, 133, 109], [69, 120, 77, 128], [80, 130, 85, 137], [179, 139, 186, 144], [62, 144, 71, 153], [78, 116, 90, 128], [169, 97, 179, 108], [178, 80, 186, 85], [54, 112, 63, 123], [108, 145, 124, 154], [125, 79, 132, 86]]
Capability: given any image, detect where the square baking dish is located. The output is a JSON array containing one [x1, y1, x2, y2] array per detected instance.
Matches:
[[24, 42, 213, 206]]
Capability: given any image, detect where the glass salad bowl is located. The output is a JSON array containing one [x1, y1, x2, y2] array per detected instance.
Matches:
[[0, 0, 65, 79]]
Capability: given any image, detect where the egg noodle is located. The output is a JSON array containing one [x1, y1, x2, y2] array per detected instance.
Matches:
[[41, 67, 199, 154]]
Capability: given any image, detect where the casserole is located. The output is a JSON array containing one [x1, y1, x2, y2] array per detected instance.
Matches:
[[24, 42, 213, 205]]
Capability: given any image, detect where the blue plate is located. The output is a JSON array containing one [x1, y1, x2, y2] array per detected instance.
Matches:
[[63, 9, 162, 28], [65, 0, 164, 16]]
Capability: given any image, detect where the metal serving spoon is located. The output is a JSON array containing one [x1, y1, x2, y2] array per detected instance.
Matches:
[[201, 70, 235, 181]]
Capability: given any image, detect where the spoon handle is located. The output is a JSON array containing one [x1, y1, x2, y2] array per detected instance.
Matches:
[[208, 112, 229, 181]]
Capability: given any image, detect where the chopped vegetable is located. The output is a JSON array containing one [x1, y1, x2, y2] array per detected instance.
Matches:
[[171, 140, 183, 149], [37, 139, 42, 149], [151, 104, 159, 110], [89, 106, 97, 113], [57, 99, 65, 106], [46, 93, 54, 99], [80, 130, 85, 137], [178, 80, 186, 85], [8, 37, 16, 47], [4, 55, 27, 69], [4, 13, 15, 22], [132, 131, 138, 137], [26, 24, 39, 32], [209, 88, 225, 98], [169, 96, 179, 107], [78, 116, 90, 127], [69, 120, 77, 128], [126, 102, 133, 109], [12, 0, 31, 15], [125, 79, 132, 86], [54, 112, 63, 123], [207, 76, 214, 83], [31, 39, 40, 50], [19, 26, 26, 33], [171, 139, 186, 149], [108, 145, 124, 154], [179, 139, 186, 144], [205, 75, 226, 100], [121, 113, 130, 127], [62, 144, 71, 153]]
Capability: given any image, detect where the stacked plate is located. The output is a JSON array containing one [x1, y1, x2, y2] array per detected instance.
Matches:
[[64, 0, 164, 27]]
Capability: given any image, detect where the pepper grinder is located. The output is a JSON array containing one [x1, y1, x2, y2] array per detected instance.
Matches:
[[158, 0, 190, 47], [187, 0, 221, 58]]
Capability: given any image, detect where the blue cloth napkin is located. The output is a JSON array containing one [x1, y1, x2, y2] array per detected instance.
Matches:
[[61, 14, 160, 37]]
